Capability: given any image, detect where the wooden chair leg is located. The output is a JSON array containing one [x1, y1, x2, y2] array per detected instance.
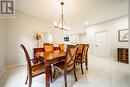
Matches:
[[81, 59, 84, 74], [50, 68, 53, 83], [64, 70, 67, 87], [53, 68, 56, 79], [28, 76, 32, 87], [74, 63, 77, 81], [25, 75, 28, 84], [85, 58, 88, 70]]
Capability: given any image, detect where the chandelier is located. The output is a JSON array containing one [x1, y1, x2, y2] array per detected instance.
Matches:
[[54, 0, 69, 31]]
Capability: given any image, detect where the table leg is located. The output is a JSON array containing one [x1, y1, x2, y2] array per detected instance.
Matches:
[[45, 64, 51, 87]]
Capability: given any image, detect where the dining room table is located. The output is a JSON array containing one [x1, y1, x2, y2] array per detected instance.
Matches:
[[37, 50, 66, 87]]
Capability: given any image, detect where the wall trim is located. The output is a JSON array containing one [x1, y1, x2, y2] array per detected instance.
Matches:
[[0, 63, 25, 78], [6, 64, 19, 69], [6, 64, 25, 69]]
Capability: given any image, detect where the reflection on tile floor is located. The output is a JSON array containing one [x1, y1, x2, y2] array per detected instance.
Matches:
[[0, 55, 130, 87]]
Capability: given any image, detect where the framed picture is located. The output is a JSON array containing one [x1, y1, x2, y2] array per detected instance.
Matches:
[[118, 29, 128, 42]]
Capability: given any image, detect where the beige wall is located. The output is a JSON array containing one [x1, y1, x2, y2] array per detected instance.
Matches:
[[78, 33, 87, 44], [0, 19, 6, 74], [6, 11, 64, 65]]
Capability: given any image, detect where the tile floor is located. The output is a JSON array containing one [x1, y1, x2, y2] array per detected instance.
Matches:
[[0, 55, 130, 87]]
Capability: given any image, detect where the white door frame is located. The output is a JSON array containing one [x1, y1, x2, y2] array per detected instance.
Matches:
[[94, 30, 110, 58]]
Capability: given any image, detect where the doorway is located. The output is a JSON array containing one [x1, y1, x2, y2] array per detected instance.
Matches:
[[94, 31, 109, 57]]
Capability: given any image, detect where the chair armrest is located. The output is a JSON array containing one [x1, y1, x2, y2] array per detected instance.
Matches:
[[31, 62, 44, 68], [30, 56, 44, 63], [30, 58, 35, 61], [30, 58, 38, 63]]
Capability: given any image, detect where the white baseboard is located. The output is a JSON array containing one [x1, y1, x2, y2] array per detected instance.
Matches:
[[6, 63, 26, 69], [0, 64, 25, 79], [0, 64, 19, 79], [6, 64, 19, 69]]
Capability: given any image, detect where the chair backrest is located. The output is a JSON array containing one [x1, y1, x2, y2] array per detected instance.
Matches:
[[44, 44, 54, 52], [82, 44, 89, 57], [59, 44, 64, 51], [77, 44, 84, 54], [34, 48, 44, 59], [20, 44, 32, 75], [65, 45, 78, 71]]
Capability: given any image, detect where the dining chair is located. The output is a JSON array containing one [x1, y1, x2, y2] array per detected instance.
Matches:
[[75, 44, 89, 74], [53, 45, 78, 87], [44, 44, 54, 52], [77, 44, 84, 54], [33, 48, 44, 64], [59, 44, 65, 51], [20, 44, 45, 87]]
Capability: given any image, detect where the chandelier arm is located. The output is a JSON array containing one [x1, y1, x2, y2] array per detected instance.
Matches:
[[63, 28, 69, 31], [63, 17, 66, 26], [61, 2, 64, 29], [61, 2, 68, 30], [57, 16, 62, 26]]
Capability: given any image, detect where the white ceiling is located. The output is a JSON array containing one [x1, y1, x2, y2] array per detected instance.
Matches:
[[16, 0, 128, 34]]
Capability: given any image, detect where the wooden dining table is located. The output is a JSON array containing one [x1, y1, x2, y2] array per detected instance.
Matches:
[[39, 50, 66, 87]]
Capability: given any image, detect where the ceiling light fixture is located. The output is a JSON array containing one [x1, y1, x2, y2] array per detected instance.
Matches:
[[54, 0, 69, 31]]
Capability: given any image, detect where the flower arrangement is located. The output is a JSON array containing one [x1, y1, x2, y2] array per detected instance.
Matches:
[[34, 33, 42, 47]]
